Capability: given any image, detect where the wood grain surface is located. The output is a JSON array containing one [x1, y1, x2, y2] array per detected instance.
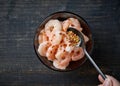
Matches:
[[0, 0, 120, 86]]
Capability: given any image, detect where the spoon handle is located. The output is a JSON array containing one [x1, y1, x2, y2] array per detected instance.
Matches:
[[84, 49, 107, 80]]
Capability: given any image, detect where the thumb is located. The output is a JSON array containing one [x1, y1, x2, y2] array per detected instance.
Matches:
[[103, 78, 112, 86]]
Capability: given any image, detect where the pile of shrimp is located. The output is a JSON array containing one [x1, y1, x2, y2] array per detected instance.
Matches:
[[38, 18, 89, 69]]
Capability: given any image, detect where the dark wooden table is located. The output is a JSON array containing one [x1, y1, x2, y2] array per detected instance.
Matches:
[[0, 0, 120, 86]]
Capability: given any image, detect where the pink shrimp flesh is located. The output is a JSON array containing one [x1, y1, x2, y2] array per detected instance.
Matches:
[[38, 41, 51, 56], [53, 56, 71, 70], [46, 45, 58, 61], [68, 18, 82, 31], [71, 47, 84, 61]]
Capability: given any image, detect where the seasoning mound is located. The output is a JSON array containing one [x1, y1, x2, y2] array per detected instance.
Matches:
[[67, 31, 80, 46]]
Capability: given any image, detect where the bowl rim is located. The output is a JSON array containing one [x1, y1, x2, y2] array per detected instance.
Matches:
[[33, 11, 94, 72]]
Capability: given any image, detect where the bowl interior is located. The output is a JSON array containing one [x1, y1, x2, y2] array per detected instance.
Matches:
[[34, 11, 93, 71]]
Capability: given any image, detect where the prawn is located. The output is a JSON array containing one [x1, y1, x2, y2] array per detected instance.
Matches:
[[68, 18, 82, 31], [45, 19, 62, 37], [62, 18, 82, 32], [62, 19, 70, 31], [46, 45, 58, 61], [71, 47, 84, 61], [49, 31, 63, 45], [55, 44, 67, 61], [53, 55, 71, 70], [38, 29, 48, 44], [38, 41, 51, 56]]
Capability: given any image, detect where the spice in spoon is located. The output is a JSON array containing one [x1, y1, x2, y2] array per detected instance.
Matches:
[[67, 31, 80, 46]]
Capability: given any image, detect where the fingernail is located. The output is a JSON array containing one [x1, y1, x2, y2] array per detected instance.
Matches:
[[103, 78, 112, 86]]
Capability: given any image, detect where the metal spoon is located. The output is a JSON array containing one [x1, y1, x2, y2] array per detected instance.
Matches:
[[67, 27, 107, 80]]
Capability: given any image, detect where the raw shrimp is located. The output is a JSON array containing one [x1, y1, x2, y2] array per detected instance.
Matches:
[[45, 19, 62, 37], [71, 47, 84, 61], [38, 41, 51, 56], [46, 45, 58, 61]]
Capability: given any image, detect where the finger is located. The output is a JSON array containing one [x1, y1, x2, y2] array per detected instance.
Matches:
[[98, 84, 103, 86], [106, 75, 117, 81], [103, 78, 112, 86], [98, 74, 105, 83], [106, 75, 120, 85]]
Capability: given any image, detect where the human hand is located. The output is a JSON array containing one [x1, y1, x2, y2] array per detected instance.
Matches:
[[98, 74, 120, 86]]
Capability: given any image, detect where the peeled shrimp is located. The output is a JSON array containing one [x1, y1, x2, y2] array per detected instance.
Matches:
[[62, 19, 70, 31], [54, 44, 72, 69], [38, 29, 48, 44], [55, 44, 67, 61], [62, 18, 82, 32], [46, 45, 58, 61], [38, 34, 43, 44], [49, 31, 63, 45], [71, 47, 84, 61], [45, 19, 62, 37], [53, 56, 71, 70], [38, 41, 51, 56], [69, 18, 82, 31]]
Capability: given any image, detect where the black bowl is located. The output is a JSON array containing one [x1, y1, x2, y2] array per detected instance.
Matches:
[[34, 11, 93, 72]]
